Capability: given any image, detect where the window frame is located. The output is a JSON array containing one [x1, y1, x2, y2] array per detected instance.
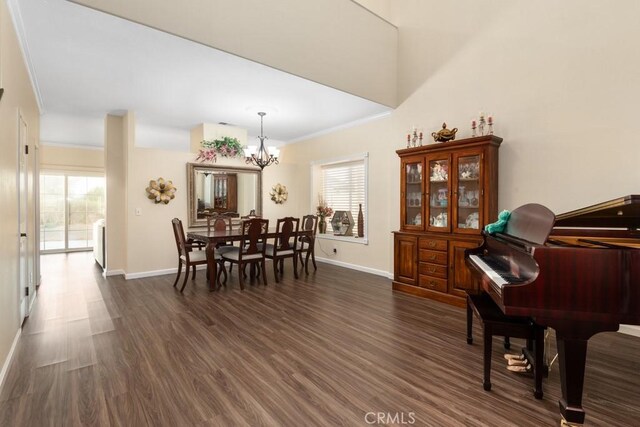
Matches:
[[311, 152, 368, 245]]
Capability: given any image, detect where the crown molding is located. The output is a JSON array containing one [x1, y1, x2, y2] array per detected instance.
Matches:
[[287, 110, 392, 144], [6, 0, 43, 111]]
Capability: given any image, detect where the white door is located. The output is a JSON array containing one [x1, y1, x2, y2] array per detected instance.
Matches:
[[28, 142, 38, 309], [18, 113, 28, 322]]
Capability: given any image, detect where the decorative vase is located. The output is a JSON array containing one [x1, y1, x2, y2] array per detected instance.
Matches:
[[357, 204, 364, 238], [318, 218, 327, 234]]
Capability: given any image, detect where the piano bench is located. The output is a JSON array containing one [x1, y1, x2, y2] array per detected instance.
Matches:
[[466, 292, 546, 399]]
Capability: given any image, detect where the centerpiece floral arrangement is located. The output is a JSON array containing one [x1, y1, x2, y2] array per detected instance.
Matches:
[[195, 136, 244, 163], [316, 196, 333, 219]]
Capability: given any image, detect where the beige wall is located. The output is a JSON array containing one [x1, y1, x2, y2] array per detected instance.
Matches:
[[353, 0, 391, 22], [40, 144, 104, 172], [393, 0, 640, 211], [280, 0, 640, 276], [104, 114, 128, 274], [122, 125, 295, 275], [126, 147, 193, 274], [0, 0, 40, 382], [276, 122, 394, 274], [69, 0, 398, 107], [125, 145, 265, 275]]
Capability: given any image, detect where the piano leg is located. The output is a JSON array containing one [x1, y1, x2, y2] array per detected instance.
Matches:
[[533, 324, 545, 399], [556, 336, 588, 425], [483, 326, 492, 391]]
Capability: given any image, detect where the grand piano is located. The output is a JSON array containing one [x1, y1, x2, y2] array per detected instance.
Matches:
[[465, 195, 640, 426]]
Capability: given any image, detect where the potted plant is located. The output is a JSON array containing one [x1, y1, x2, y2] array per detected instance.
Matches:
[[196, 136, 244, 163], [316, 195, 333, 234]]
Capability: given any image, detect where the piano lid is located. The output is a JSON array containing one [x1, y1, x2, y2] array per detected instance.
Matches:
[[554, 195, 640, 229]]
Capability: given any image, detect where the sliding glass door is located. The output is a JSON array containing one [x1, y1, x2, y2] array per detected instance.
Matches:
[[40, 173, 105, 252]]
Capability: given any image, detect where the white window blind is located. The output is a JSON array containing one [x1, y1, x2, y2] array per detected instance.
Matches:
[[321, 159, 365, 234]]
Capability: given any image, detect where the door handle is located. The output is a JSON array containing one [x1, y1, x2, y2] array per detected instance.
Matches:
[[20, 233, 27, 237]]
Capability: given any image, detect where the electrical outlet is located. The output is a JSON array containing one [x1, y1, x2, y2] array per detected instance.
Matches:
[[333, 248, 337, 254]]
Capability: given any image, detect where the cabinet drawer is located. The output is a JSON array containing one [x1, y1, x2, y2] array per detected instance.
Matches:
[[419, 249, 448, 265], [419, 262, 447, 279], [419, 238, 447, 251], [418, 275, 448, 292]]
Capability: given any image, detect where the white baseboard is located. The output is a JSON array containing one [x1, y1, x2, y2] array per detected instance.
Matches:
[[122, 259, 391, 281], [619, 324, 640, 338], [105, 269, 125, 277], [28, 291, 37, 313], [124, 264, 207, 280], [315, 257, 392, 279], [0, 328, 22, 393], [125, 268, 177, 280]]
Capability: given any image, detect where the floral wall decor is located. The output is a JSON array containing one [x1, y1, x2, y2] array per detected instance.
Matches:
[[146, 178, 177, 204], [196, 136, 244, 163], [269, 183, 288, 204]]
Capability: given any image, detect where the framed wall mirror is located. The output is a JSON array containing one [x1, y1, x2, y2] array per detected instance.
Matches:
[[187, 163, 262, 227]]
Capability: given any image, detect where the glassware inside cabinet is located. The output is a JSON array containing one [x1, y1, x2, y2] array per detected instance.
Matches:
[[405, 162, 423, 226], [429, 159, 449, 228], [457, 155, 481, 229]]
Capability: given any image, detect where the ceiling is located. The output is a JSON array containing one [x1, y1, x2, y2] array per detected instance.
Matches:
[[12, 0, 391, 148]]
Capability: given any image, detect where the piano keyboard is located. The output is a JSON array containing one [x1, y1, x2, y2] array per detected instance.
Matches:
[[469, 255, 508, 288], [469, 255, 526, 288]]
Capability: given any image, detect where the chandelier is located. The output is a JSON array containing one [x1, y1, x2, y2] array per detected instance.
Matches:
[[245, 112, 279, 170]]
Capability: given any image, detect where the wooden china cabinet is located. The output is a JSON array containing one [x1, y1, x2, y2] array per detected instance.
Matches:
[[393, 135, 502, 307]]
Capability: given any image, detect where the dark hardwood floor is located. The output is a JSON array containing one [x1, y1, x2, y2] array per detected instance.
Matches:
[[1, 252, 639, 426]]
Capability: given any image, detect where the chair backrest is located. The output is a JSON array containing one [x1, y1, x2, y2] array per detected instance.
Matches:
[[300, 214, 318, 245], [274, 217, 299, 253], [301, 214, 318, 234], [212, 217, 231, 232], [171, 218, 189, 260], [239, 218, 269, 258]]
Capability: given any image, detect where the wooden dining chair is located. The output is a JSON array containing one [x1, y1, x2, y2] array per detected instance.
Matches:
[[265, 217, 300, 283], [171, 218, 225, 292], [221, 218, 269, 290], [297, 214, 318, 274], [212, 216, 236, 273], [212, 217, 234, 249]]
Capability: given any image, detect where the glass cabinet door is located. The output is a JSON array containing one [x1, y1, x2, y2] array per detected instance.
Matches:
[[426, 156, 450, 231], [454, 153, 482, 233], [402, 159, 424, 229]]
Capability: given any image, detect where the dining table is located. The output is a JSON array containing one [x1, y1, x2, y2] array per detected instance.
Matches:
[[187, 227, 313, 291]]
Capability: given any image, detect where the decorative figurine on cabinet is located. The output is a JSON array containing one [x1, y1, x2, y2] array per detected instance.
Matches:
[[431, 123, 458, 142]]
